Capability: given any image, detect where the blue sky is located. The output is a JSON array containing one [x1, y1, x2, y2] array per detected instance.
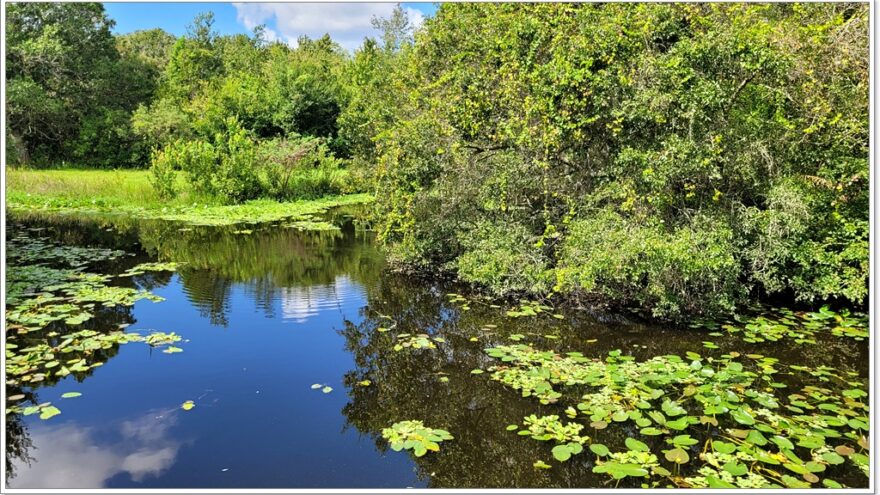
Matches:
[[104, 2, 438, 50]]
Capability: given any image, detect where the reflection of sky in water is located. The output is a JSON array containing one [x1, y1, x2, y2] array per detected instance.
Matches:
[[11, 411, 181, 488], [281, 275, 360, 323], [8, 266, 420, 488]]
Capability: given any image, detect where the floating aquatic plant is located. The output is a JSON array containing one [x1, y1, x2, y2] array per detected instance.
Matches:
[[392, 333, 444, 352], [118, 262, 181, 277], [506, 300, 552, 318], [721, 306, 867, 343], [484, 344, 869, 488], [513, 414, 589, 462], [381, 420, 453, 457]]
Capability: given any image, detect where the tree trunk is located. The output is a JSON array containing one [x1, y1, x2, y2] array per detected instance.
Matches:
[[9, 132, 30, 165]]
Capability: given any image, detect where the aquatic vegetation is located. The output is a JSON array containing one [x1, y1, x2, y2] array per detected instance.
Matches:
[[6, 329, 184, 388], [6, 295, 94, 333], [37, 405, 61, 420], [118, 262, 181, 277], [6, 265, 77, 306], [8, 191, 374, 227], [506, 300, 552, 318], [721, 306, 868, 344], [6, 328, 187, 420], [483, 344, 869, 488], [513, 414, 589, 462], [142, 331, 182, 347], [6, 231, 127, 268], [381, 420, 454, 457], [310, 384, 333, 394], [7, 270, 163, 334], [392, 333, 443, 352]]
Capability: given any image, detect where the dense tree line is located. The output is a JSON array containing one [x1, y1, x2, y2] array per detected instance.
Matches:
[[4, 3, 869, 319]]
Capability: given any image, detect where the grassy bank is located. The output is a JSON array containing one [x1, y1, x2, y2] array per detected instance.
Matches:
[[7, 168, 198, 207], [6, 168, 373, 226]]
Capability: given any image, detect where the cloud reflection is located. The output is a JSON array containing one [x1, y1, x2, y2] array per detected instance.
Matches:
[[280, 275, 359, 323], [9, 411, 182, 488]]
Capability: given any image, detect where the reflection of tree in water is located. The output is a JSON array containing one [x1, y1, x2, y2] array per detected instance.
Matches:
[[177, 269, 234, 326], [339, 274, 613, 488], [5, 412, 34, 481], [134, 217, 383, 326], [339, 271, 871, 488]]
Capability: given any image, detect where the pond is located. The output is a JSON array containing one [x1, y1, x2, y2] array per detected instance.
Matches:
[[4, 209, 870, 489]]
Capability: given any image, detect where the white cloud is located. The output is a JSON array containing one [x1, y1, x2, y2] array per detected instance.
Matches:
[[233, 3, 424, 51]]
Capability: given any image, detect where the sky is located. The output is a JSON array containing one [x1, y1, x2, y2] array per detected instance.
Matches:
[[103, 2, 438, 51]]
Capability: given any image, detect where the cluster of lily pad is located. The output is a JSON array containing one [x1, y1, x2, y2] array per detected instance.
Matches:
[[6, 231, 128, 268], [392, 333, 445, 352], [6, 328, 184, 387], [381, 420, 454, 457], [483, 343, 869, 488], [718, 306, 868, 343], [506, 300, 556, 318], [118, 261, 181, 277], [5, 229, 184, 421]]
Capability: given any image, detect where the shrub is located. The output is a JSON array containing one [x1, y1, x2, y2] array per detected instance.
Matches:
[[557, 210, 743, 319], [370, 3, 868, 318], [456, 221, 551, 295], [149, 118, 262, 204], [148, 147, 178, 199], [258, 137, 349, 200], [742, 178, 869, 304]]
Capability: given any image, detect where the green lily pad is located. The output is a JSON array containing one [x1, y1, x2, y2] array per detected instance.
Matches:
[[664, 447, 689, 464], [625, 437, 649, 453], [39, 405, 61, 420]]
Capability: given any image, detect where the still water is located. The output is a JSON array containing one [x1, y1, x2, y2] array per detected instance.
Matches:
[[4, 210, 869, 488]]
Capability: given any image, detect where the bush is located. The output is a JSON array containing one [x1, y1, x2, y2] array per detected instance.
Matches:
[[456, 221, 551, 295], [149, 118, 262, 204], [557, 210, 743, 319], [258, 137, 350, 200], [370, 3, 868, 318], [148, 147, 178, 199], [742, 178, 869, 304]]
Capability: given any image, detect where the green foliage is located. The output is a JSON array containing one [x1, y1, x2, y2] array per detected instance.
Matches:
[[149, 147, 179, 199], [456, 221, 550, 295], [557, 209, 742, 318], [151, 118, 262, 203], [5, 3, 161, 167], [369, 3, 868, 319], [381, 420, 454, 457], [258, 137, 352, 200]]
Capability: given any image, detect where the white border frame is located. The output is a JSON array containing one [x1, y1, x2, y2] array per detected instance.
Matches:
[[0, 1, 875, 494]]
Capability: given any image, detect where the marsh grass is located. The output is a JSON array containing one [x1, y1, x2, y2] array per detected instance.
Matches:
[[5, 168, 200, 208], [5, 168, 374, 226]]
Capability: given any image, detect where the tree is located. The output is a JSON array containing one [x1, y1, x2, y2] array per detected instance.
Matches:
[[371, 4, 415, 52], [370, 3, 869, 319], [5, 2, 119, 164]]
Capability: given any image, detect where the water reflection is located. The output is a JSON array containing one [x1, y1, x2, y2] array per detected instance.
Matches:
[[281, 275, 360, 323], [338, 272, 870, 488], [9, 411, 182, 488], [4, 210, 869, 488]]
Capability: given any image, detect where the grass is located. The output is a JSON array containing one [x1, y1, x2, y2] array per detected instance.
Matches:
[[6, 168, 196, 208], [5, 168, 374, 226]]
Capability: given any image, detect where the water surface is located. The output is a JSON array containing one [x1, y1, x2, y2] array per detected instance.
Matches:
[[4, 211, 869, 488]]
